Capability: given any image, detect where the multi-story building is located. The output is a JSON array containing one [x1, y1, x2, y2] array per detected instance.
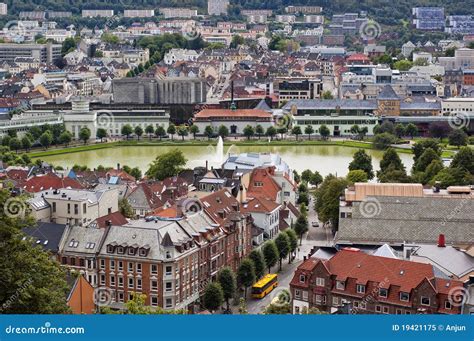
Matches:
[[124, 10, 155, 18], [442, 97, 474, 114], [19, 11, 45, 20], [163, 48, 200, 65], [28, 188, 119, 226], [208, 0, 229, 16], [412, 7, 445, 31], [47, 11, 72, 18], [290, 249, 464, 315], [285, 6, 323, 14], [160, 8, 198, 19], [0, 42, 61, 63], [0, 3, 7, 15], [277, 79, 323, 105], [82, 9, 114, 18]]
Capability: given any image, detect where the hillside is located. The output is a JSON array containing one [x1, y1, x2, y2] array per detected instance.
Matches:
[[3, 0, 474, 26]]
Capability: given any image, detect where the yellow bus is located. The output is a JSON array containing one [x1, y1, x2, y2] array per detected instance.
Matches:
[[251, 274, 278, 299]]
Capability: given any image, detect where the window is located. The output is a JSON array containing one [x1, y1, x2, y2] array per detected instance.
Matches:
[[100, 274, 105, 285], [166, 251, 171, 259], [295, 289, 301, 299], [400, 292, 409, 302], [151, 296, 158, 307], [137, 278, 142, 290], [396, 309, 402, 314], [118, 261, 123, 271], [110, 260, 115, 271], [128, 248, 136, 256], [52, 202, 56, 213], [100, 259, 105, 270], [421, 296, 430, 306], [107, 245, 114, 253], [445, 301, 452, 310], [151, 264, 158, 275], [118, 292, 124, 303], [315, 295, 326, 304], [67, 203, 71, 214], [383, 306, 389, 314], [166, 266, 172, 276], [165, 282, 173, 292], [379, 288, 388, 298], [353, 301, 359, 308], [117, 247, 124, 254], [356, 284, 366, 294], [151, 280, 158, 291], [110, 275, 116, 287], [336, 281, 345, 290], [375, 305, 382, 313], [332, 297, 339, 306], [165, 298, 173, 308], [128, 262, 134, 273], [83, 203, 87, 214], [316, 277, 325, 287], [128, 277, 134, 289], [136, 263, 142, 273], [299, 275, 306, 283], [74, 204, 78, 215], [118, 276, 124, 288], [302, 291, 308, 301]]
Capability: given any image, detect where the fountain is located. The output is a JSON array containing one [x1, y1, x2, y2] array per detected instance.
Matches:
[[215, 136, 224, 164]]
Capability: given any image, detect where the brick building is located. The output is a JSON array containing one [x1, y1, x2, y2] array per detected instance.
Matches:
[[290, 249, 464, 315]]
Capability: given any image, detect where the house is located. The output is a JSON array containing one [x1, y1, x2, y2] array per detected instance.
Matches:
[[290, 249, 465, 315], [242, 196, 281, 240], [21, 173, 84, 193], [66, 274, 95, 314], [21, 222, 68, 257], [126, 182, 170, 218]]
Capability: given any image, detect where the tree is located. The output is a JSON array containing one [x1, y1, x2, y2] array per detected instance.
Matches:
[[266, 126, 277, 140], [448, 129, 468, 148], [177, 125, 188, 141], [319, 125, 330, 140], [79, 127, 91, 144], [451, 147, 474, 175], [0, 190, 70, 313], [230, 35, 245, 48], [133, 126, 143, 141], [204, 125, 214, 140], [248, 249, 266, 280], [412, 139, 442, 161], [358, 126, 369, 140], [277, 127, 288, 140], [432, 167, 472, 188], [218, 267, 237, 311], [129, 167, 142, 181], [291, 126, 302, 141], [305, 125, 314, 140], [373, 132, 397, 150], [310, 171, 323, 187], [275, 233, 291, 271], [96, 128, 107, 142], [283, 229, 298, 263], [315, 176, 349, 231], [395, 124, 406, 138], [422, 159, 444, 184], [378, 148, 405, 175], [145, 125, 155, 140], [301, 170, 313, 183], [59, 131, 72, 147], [255, 125, 264, 139], [294, 214, 308, 245], [393, 59, 413, 71], [243, 125, 255, 140], [218, 125, 229, 139], [429, 123, 450, 139], [237, 258, 256, 298], [119, 198, 134, 218], [321, 91, 334, 99], [347, 169, 368, 183], [29, 126, 42, 140], [238, 297, 248, 314], [405, 123, 418, 139], [21, 136, 32, 152], [39, 131, 53, 150], [155, 126, 166, 141], [146, 149, 187, 180], [167, 124, 176, 141], [413, 148, 441, 173], [61, 37, 76, 55], [189, 125, 199, 139], [9, 137, 21, 153], [262, 241, 279, 273], [203, 282, 224, 313], [348, 149, 374, 180], [350, 124, 360, 138], [121, 124, 133, 140]]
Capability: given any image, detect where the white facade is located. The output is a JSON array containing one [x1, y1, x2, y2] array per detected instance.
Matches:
[[442, 97, 474, 114], [0, 3, 7, 15], [208, 0, 229, 15], [82, 9, 114, 18], [246, 206, 280, 240], [163, 49, 199, 65], [124, 10, 155, 18]]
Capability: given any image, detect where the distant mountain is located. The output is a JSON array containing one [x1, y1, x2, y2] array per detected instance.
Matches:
[[4, 0, 474, 25]]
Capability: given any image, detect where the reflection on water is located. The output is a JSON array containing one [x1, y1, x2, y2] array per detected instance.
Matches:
[[39, 144, 414, 177]]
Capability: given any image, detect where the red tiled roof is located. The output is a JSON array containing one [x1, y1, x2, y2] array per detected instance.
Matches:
[[23, 173, 84, 193], [201, 189, 240, 226], [95, 211, 128, 228], [242, 196, 280, 214], [247, 167, 281, 202]]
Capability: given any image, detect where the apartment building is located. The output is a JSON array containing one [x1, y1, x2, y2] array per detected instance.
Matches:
[[208, 0, 229, 15], [82, 9, 114, 18], [0, 3, 7, 15], [124, 10, 155, 18], [291, 249, 464, 315], [160, 8, 198, 19], [0, 42, 61, 63]]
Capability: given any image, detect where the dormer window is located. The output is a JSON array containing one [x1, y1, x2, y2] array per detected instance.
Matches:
[[299, 275, 306, 283], [139, 248, 148, 257], [166, 251, 172, 259], [379, 288, 388, 298], [128, 248, 136, 256], [336, 281, 345, 290], [400, 292, 409, 302], [356, 284, 366, 294], [117, 246, 124, 254], [107, 245, 115, 253]]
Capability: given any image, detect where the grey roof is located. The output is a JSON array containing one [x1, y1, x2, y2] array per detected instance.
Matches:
[[411, 244, 474, 278], [254, 99, 272, 111], [377, 85, 399, 100], [337, 196, 474, 246], [372, 243, 398, 259], [400, 101, 441, 110], [22, 222, 67, 253], [62, 225, 106, 254], [282, 99, 377, 111]]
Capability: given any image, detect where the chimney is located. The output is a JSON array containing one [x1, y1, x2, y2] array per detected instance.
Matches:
[[205, 160, 208, 172], [117, 163, 120, 171], [438, 234, 446, 247]]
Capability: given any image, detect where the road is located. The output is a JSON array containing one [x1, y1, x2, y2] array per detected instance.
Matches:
[[245, 198, 334, 314]]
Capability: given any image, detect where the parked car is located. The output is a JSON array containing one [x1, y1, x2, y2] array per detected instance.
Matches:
[[312, 221, 320, 227]]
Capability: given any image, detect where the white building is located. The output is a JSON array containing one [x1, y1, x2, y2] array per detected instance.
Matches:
[[0, 3, 7, 15], [124, 10, 155, 18], [82, 9, 114, 18], [442, 97, 474, 114], [208, 0, 229, 15], [163, 48, 199, 65]]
